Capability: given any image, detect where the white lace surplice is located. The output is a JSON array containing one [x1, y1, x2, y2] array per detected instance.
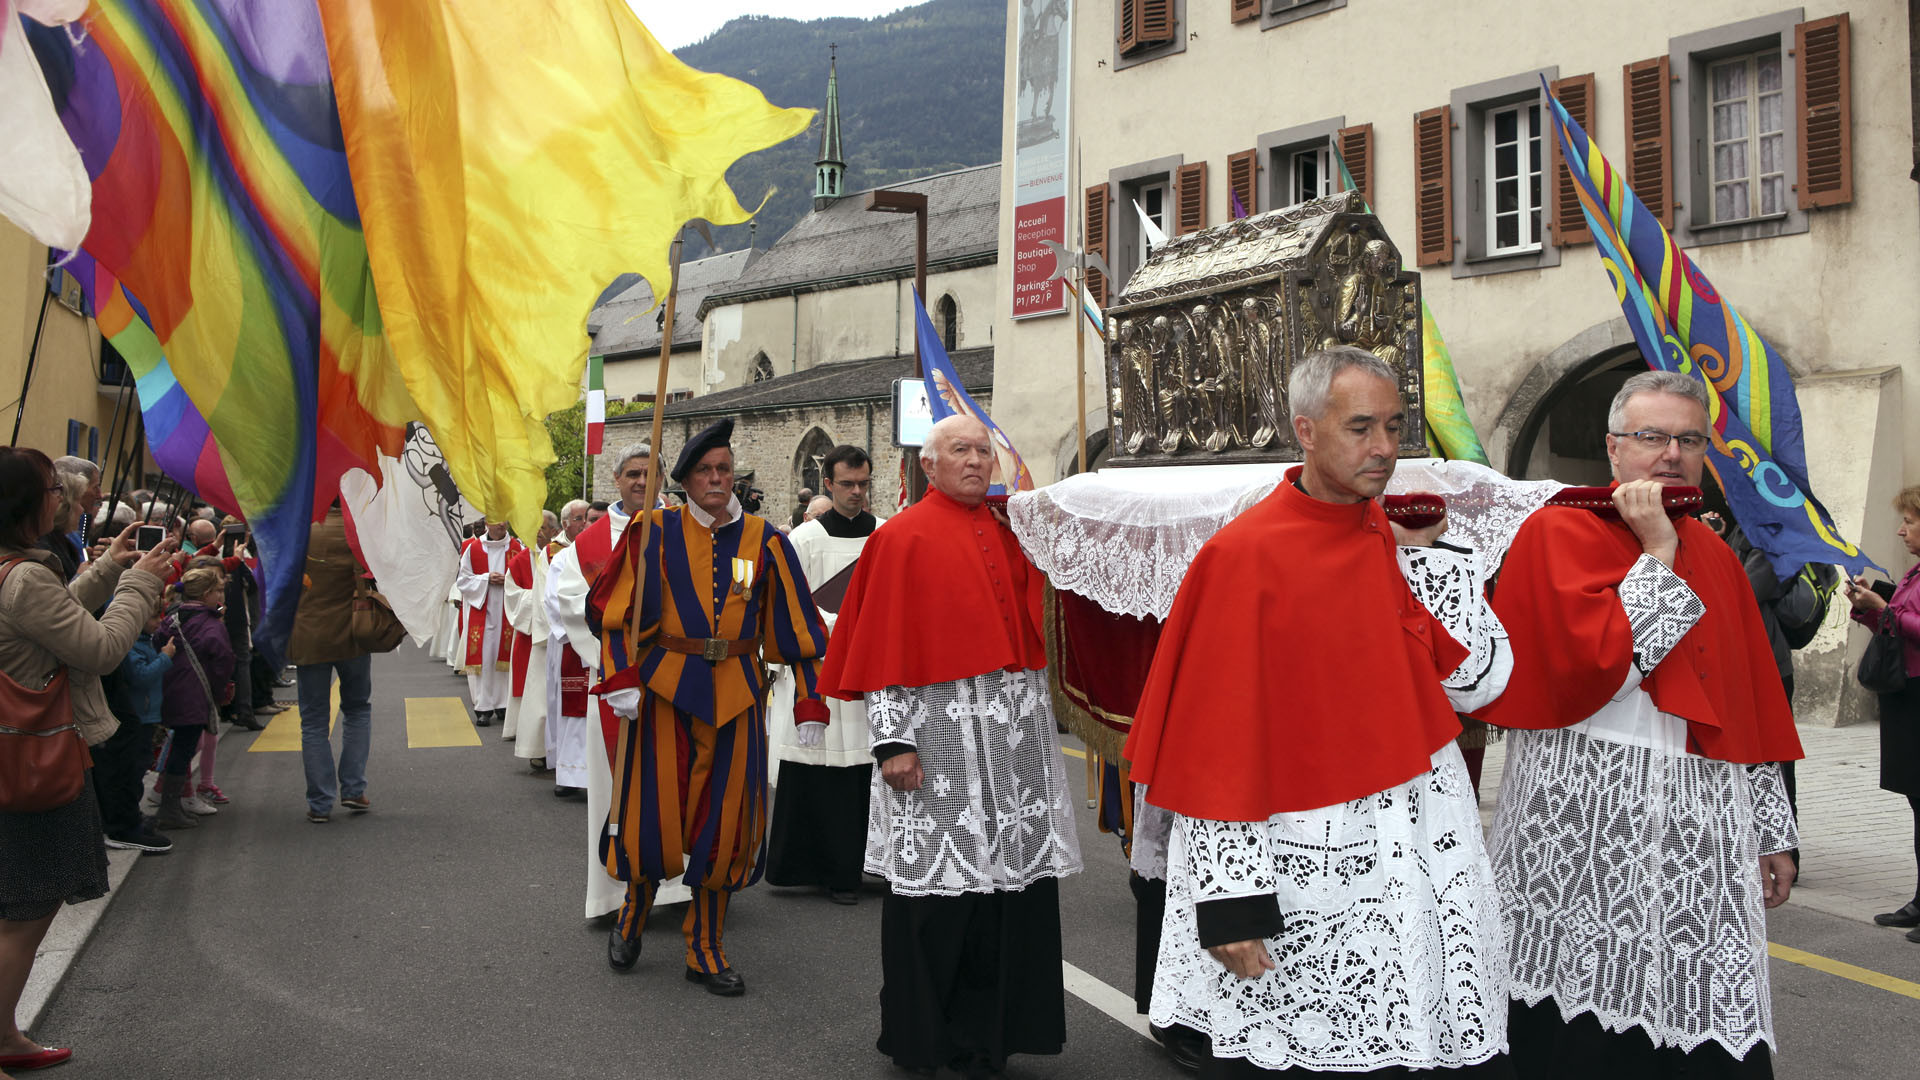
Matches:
[[1489, 554, 1799, 1059], [1150, 545, 1512, 1071], [865, 669, 1084, 896]]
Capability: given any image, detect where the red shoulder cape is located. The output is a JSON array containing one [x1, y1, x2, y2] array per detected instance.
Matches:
[[1471, 508, 1803, 763], [817, 488, 1046, 698], [1122, 474, 1471, 821]]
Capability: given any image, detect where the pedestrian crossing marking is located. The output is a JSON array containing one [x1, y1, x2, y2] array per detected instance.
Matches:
[[247, 680, 339, 752], [406, 697, 482, 748], [1769, 941, 1920, 1001]]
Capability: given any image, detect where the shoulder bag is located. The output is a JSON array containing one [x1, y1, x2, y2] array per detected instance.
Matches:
[[1858, 605, 1908, 694], [0, 558, 90, 812], [352, 576, 407, 654]]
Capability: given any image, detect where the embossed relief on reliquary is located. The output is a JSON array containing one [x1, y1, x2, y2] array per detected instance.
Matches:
[[1104, 191, 1427, 467]]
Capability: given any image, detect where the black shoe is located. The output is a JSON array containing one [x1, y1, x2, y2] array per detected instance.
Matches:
[[1908, 926, 1920, 944], [105, 826, 173, 854], [530, 758, 547, 772], [229, 714, 265, 731], [684, 966, 745, 996], [1151, 1023, 1209, 1073], [1874, 901, 1920, 928], [608, 926, 641, 972], [555, 785, 584, 798], [828, 889, 859, 905], [473, 712, 491, 727]]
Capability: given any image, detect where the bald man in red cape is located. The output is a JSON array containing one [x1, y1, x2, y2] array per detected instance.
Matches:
[[1123, 348, 1514, 1077], [819, 414, 1082, 1078], [1473, 370, 1802, 1080]]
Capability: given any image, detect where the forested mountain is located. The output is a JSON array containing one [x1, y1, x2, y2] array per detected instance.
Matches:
[[672, 0, 1005, 256]]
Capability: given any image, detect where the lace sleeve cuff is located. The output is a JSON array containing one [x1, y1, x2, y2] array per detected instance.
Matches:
[[866, 685, 919, 751], [1746, 762, 1800, 856], [1620, 553, 1706, 676], [1398, 544, 1511, 708], [1176, 815, 1277, 902]]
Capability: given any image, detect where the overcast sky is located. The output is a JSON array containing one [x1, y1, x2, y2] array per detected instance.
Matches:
[[630, 1, 916, 51]]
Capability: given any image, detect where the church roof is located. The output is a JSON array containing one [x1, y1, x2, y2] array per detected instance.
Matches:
[[606, 346, 994, 423], [697, 162, 1000, 317], [587, 248, 758, 358]]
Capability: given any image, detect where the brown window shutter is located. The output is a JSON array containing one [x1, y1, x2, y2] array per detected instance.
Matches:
[[1796, 13, 1852, 209], [1231, 0, 1261, 23], [1623, 56, 1672, 229], [1336, 123, 1375, 208], [1176, 162, 1208, 235], [1227, 148, 1259, 217], [1549, 73, 1596, 246], [1412, 106, 1453, 267], [1118, 0, 1138, 53], [1139, 0, 1176, 47], [1084, 183, 1110, 307]]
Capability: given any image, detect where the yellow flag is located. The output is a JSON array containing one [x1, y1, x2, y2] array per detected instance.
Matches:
[[319, 0, 812, 535]]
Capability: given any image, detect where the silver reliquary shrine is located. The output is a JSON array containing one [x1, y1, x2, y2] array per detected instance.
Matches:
[[1104, 191, 1427, 466]]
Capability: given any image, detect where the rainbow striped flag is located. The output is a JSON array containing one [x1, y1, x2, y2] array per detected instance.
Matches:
[[1544, 82, 1875, 576], [26, 2, 416, 656], [1330, 148, 1488, 464]]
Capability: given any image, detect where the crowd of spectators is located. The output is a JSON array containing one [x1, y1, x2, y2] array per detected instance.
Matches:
[[0, 449, 301, 1077]]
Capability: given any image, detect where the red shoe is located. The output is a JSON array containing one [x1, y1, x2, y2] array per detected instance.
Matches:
[[0, 1046, 73, 1070]]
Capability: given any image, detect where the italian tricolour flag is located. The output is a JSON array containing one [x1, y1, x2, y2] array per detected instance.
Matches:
[[585, 353, 606, 455]]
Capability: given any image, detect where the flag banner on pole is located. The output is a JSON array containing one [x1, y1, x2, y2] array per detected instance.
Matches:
[[1543, 80, 1877, 577], [913, 290, 1034, 495], [0, 0, 90, 250], [585, 354, 606, 456], [316, 0, 811, 541], [1330, 147, 1487, 465], [26, 3, 418, 662], [339, 423, 480, 647], [1061, 275, 1105, 341]]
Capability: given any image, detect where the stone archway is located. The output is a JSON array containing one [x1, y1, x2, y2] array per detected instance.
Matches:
[[1486, 317, 1638, 478]]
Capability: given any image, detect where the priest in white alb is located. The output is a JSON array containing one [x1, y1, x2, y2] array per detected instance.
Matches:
[[504, 510, 559, 764], [457, 521, 524, 727], [1124, 348, 1514, 1077]]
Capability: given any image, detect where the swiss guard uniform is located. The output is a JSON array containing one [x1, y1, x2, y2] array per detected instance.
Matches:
[[588, 419, 830, 994]]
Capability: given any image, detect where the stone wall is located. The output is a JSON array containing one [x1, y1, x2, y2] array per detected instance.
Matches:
[[593, 391, 991, 526]]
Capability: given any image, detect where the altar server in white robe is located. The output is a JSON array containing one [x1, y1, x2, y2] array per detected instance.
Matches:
[[505, 510, 559, 761], [765, 444, 885, 904]]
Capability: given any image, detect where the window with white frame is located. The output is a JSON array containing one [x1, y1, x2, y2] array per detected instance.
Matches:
[[1707, 50, 1784, 222], [1286, 144, 1332, 207], [1135, 180, 1169, 246], [1484, 101, 1543, 254]]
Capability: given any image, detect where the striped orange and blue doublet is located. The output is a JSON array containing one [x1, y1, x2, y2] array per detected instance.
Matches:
[[594, 507, 827, 971]]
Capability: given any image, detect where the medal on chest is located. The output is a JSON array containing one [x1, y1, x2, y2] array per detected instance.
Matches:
[[730, 556, 756, 596]]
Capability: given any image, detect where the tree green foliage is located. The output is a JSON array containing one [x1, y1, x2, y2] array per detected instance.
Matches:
[[672, 0, 1005, 258], [543, 399, 651, 515]]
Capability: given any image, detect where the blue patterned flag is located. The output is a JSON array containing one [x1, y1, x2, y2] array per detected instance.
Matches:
[[912, 290, 1033, 494], [1543, 81, 1878, 576]]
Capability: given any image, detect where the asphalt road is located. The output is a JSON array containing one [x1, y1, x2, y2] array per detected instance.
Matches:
[[31, 646, 1920, 1079]]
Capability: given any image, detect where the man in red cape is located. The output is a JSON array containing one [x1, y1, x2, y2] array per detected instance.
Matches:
[[455, 521, 524, 727], [1474, 370, 1802, 1078], [818, 414, 1082, 1078], [1122, 347, 1514, 1077]]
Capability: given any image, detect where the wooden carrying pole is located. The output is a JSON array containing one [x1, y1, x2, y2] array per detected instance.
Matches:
[[627, 228, 687, 666]]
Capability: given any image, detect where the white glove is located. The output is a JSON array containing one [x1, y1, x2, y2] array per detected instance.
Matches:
[[605, 687, 641, 719], [796, 721, 826, 748]]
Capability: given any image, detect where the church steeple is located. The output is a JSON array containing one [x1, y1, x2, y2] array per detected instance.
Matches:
[[813, 46, 846, 211]]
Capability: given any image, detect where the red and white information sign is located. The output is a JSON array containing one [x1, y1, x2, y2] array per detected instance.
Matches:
[[1010, 0, 1071, 320]]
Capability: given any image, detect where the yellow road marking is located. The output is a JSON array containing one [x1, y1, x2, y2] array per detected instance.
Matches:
[[1062, 745, 1086, 760], [247, 679, 338, 752], [406, 697, 481, 748], [1769, 942, 1920, 1001]]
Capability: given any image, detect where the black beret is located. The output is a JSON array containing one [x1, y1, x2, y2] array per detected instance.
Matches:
[[671, 418, 734, 483]]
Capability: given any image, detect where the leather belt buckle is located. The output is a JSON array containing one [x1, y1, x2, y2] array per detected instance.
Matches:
[[701, 638, 730, 663]]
